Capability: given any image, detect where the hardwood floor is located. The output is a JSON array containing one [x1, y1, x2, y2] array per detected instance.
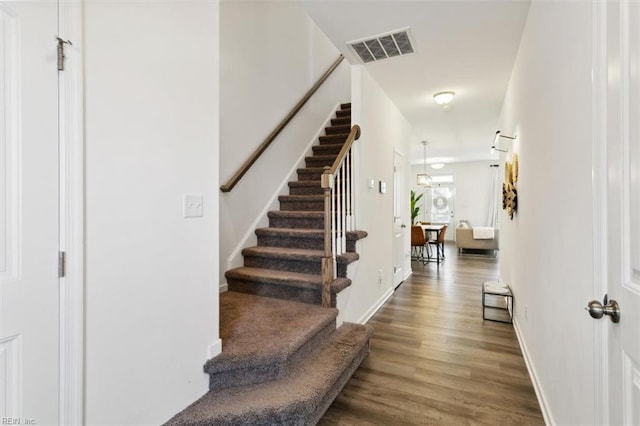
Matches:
[[320, 244, 544, 425]]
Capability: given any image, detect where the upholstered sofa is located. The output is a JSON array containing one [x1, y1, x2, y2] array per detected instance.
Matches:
[[455, 227, 499, 254]]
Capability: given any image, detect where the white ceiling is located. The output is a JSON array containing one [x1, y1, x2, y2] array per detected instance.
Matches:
[[302, 0, 531, 166]]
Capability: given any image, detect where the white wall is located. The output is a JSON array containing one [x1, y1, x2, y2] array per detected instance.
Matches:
[[410, 160, 498, 229], [219, 1, 350, 283], [499, 2, 595, 424], [339, 66, 416, 323], [83, 2, 220, 424]]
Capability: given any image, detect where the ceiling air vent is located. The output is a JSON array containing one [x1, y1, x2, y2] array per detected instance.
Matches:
[[347, 28, 415, 64]]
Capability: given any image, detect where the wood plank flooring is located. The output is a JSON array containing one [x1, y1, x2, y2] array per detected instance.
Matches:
[[320, 244, 544, 425]]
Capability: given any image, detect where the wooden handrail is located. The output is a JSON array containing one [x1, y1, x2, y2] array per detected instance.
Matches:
[[220, 54, 346, 193]]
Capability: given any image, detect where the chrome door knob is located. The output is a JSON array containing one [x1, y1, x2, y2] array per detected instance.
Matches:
[[585, 295, 620, 323]]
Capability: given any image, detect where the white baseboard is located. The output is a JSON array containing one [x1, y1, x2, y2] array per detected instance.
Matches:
[[513, 318, 555, 425], [208, 338, 222, 359], [356, 287, 394, 324], [219, 282, 228, 292]]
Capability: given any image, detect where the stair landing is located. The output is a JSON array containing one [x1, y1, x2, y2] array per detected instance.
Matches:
[[204, 292, 338, 390], [165, 321, 373, 425]]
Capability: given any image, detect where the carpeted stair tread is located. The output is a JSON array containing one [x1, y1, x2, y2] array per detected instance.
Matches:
[[296, 167, 326, 181], [267, 211, 324, 219], [335, 108, 351, 118], [306, 154, 337, 162], [330, 117, 351, 126], [204, 292, 337, 374], [278, 194, 324, 203], [242, 245, 360, 264], [312, 143, 344, 155], [325, 124, 351, 135], [165, 323, 373, 426], [288, 181, 321, 188], [256, 227, 368, 241], [243, 245, 323, 258], [319, 133, 350, 144], [305, 154, 338, 167], [256, 227, 324, 238], [226, 267, 351, 293]]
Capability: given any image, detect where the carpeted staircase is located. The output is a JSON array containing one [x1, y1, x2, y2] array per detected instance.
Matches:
[[166, 103, 373, 425]]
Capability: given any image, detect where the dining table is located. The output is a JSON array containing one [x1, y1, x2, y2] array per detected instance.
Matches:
[[420, 224, 446, 264]]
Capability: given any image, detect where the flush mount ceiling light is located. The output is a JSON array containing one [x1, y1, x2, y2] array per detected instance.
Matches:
[[433, 91, 455, 105], [430, 163, 445, 170]]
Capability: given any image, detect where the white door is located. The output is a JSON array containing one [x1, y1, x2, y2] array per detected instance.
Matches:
[[426, 185, 455, 242], [603, 1, 640, 423], [392, 151, 404, 286], [0, 1, 60, 422]]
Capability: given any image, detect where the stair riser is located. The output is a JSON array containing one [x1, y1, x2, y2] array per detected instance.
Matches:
[[305, 157, 336, 168], [279, 200, 324, 211], [288, 184, 350, 196], [336, 109, 351, 118], [298, 171, 323, 181], [312, 146, 343, 156], [331, 118, 351, 126], [308, 340, 370, 425], [228, 279, 337, 307], [258, 235, 324, 250], [319, 135, 348, 145], [289, 186, 324, 196], [208, 363, 282, 392], [243, 256, 348, 278], [268, 216, 324, 229], [207, 319, 337, 392], [257, 235, 359, 252], [325, 126, 351, 135]]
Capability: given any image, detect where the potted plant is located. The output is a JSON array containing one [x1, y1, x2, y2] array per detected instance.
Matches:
[[410, 190, 423, 225]]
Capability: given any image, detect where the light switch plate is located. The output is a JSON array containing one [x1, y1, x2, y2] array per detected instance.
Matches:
[[184, 194, 203, 218]]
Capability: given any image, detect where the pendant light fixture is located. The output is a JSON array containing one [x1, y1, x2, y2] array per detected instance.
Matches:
[[417, 141, 432, 187]]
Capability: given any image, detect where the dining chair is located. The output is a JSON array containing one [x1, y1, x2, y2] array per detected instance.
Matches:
[[411, 226, 427, 261], [427, 225, 448, 263]]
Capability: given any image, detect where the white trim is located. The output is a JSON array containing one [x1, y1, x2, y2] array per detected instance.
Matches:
[[225, 104, 341, 272], [208, 338, 222, 359], [0, 334, 22, 416], [0, 4, 21, 283], [513, 318, 554, 426], [591, 1, 609, 423], [219, 282, 228, 292], [58, 1, 84, 425], [403, 269, 412, 281], [356, 287, 394, 324]]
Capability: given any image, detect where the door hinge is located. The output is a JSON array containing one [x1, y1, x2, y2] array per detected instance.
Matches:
[[58, 251, 66, 278], [56, 37, 72, 71]]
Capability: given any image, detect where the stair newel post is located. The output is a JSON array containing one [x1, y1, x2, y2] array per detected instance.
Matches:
[[321, 168, 334, 308]]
